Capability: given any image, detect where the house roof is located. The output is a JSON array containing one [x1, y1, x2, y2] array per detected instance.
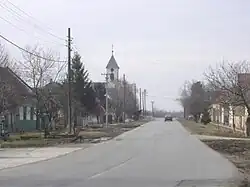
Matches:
[[0, 67, 34, 96], [43, 81, 62, 91], [106, 55, 119, 69]]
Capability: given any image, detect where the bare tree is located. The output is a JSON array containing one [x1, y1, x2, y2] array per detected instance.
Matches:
[[21, 45, 65, 88], [178, 81, 192, 118], [0, 43, 9, 67], [20, 45, 66, 136], [0, 80, 15, 115], [179, 80, 211, 122], [0, 43, 20, 73], [204, 61, 250, 135]]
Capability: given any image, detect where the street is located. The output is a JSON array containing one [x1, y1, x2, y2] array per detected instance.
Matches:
[[0, 119, 243, 187]]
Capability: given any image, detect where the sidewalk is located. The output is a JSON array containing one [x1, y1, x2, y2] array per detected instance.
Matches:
[[0, 144, 91, 170]]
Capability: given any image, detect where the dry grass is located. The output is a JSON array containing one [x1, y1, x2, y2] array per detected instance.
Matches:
[[79, 131, 109, 139], [80, 120, 150, 140], [1, 120, 150, 147], [179, 119, 245, 138], [1, 139, 49, 148]]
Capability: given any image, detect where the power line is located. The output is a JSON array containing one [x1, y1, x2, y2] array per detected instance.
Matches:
[[1, 1, 65, 41], [0, 34, 66, 63], [0, 16, 65, 47], [0, 16, 26, 33], [0, 1, 66, 42], [5, 0, 55, 32]]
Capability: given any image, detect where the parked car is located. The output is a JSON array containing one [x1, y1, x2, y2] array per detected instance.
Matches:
[[164, 115, 173, 121]]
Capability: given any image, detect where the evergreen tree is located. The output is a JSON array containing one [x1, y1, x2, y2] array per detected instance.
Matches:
[[71, 52, 96, 113]]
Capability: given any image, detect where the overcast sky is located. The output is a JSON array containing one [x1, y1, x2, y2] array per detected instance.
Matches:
[[1, 0, 250, 111]]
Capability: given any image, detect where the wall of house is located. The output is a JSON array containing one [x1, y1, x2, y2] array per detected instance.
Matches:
[[234, 116, 245, 131], [233, 106, 246, 131], [210, 104, 248, 134], [5, 105, 37, 132], [210, 104, 221, 123], [210, 104, 232, 127]]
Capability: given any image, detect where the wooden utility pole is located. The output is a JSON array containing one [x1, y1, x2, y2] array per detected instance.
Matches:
[[142, 89, 145, 115], [144, 89, 147, 116], [139, 88, 142, 111], [67, 28, 72, 133], [134, 84, 137, 112], [123, 74, 126, 122]]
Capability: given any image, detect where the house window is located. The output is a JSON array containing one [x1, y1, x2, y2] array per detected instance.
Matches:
[[23, 106, 27, 120], [33, 107, 37, 120], [19, 106, 23, 120], [31, 107, 34, 120], [26, 106, 31, 120]]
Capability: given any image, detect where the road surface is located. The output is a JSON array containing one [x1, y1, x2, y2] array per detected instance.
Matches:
[[0, 119, 243, 187]]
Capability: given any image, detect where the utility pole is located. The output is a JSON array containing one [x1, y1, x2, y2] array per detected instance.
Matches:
[[151, 100, 154, 117], [123, 74, 126, 123], [139, 88, 142, 111], [142, 89, 145, 115], [101, 73, 110, 127], [134, 84, 137, 112], [144, 89, 147, 116], [67, 28, 72, 134]]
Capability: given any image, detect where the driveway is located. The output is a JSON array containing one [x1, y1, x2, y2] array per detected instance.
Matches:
[[0, 119, 242, 187]]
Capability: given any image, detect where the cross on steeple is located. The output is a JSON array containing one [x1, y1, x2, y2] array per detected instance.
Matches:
[[112, 44, 114, 55]]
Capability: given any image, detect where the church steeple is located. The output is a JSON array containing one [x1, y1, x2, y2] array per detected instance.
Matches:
[[106, 45, 119, 81], [106, 45, 119, 69]]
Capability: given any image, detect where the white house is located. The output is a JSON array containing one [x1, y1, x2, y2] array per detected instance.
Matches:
[[209, 103, 247, 134]]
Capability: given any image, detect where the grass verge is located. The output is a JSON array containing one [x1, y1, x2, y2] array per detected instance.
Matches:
[[179, 119, 245, 138], [1, 139, 49, 148], [79, 120, 149, 140], [1, 119, 150, 148]]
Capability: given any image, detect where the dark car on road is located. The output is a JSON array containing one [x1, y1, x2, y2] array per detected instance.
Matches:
[[164, 115, 173, 121]]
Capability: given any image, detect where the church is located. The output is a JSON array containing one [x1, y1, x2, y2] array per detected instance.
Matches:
[[91, 49, 121, 123], [92, 48, 137, 123]]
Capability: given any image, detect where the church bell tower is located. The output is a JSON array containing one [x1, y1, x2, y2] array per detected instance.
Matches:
[[106, 46, 119, 82]]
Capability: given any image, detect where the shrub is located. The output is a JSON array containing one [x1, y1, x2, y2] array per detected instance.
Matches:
[[201, 110, 211, 125]]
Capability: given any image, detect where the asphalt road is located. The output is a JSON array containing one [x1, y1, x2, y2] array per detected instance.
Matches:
[[0, 119, 243, 187]]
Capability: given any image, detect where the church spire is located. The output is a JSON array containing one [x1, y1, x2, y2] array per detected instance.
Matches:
[[106, 45, 119, 69]]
